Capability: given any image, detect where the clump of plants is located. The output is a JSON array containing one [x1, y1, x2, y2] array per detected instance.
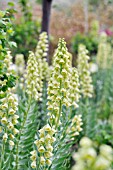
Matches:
[[72, 137, 113, 170], [1, 4, 113, 170]]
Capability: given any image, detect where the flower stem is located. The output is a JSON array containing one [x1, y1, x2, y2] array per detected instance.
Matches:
[[15, 97, 32, 170], [0, 141, 5, 170], [0, 112, 8, 170], [84, 98, 89, 136], [56, 64, 62, 129]]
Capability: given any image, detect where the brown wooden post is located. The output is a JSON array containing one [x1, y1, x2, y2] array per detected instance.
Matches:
[[41, 0, 53, 63], [41, 0, 53, 35]]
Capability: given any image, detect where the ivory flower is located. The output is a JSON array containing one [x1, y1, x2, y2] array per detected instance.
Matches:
[[47, 38, 71, 126], [26, 51, 41, 100], [78, 44, 93, 98]]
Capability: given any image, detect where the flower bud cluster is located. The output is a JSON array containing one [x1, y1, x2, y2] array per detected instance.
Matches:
[[0, 51, 13, 88], [0, 93, 19, 146], [69, 68, 80, 108], [0, 50, 18, 94], [36, 32, 48, 60], [72, 137, 113, 170], [35, 32, 49, 82], [0, 77, 7, 88], [78, 44, 93, 98], [4, 51, 13, 73], [67, 115, 83, 138], [26, 51, 42, 100], [97, 32, 112, 69], [15, 54, 25, 76], [31, 124, 56, 168], [42, 58, 50, 81], [26, 32, 49, 101], [30, 38, 84, 169], [90, 20, 99, 37], [47, 38, 71, 126], [30, 150, 37, 168]]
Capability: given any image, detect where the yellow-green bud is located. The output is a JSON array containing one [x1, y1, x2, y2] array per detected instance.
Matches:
[[31, 161, 36, 169]]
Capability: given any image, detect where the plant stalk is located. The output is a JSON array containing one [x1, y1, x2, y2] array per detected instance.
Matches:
[[15, 97, 32, 170]]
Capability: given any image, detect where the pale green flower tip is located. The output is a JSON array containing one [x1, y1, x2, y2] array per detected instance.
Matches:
[[7, 122, 14, 129], [80, 137, 92, 147], [38, 146, 45, 153], [84, 147, 97, 159], [13, 128, 19, 135], [3, 133, 8, 142], [100, 144, 113, 157], [31, 161, 36, 169], [40, 156, 45, 165], [9, 140, 14, 147], [44, 124, 52, 132], [95, 156, 111, 169], [46, 159, 52, 166], [44, 151, 53, 158], [1, 117, 8, 125], [15, 54, 25, 66]]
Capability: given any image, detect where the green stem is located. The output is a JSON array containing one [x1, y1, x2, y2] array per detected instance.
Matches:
[[56, 98, 62, 129], [15, 97, 32, 170], [0, 102, 9, 170], [68, 105, 72, 121], [84, 98, 89, 136], [0, 141, 5, 170], [56, 64, 62, 129]]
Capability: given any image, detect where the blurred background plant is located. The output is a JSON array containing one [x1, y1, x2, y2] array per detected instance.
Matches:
[[8, 0, 41, 61], [72, 137, 113, 170]]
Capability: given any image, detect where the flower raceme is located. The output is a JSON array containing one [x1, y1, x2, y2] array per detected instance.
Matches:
[[4, 51, 13, 74], [97, 32, 112, 69], [0, 50, 19, 147], [31, 124, 56, 169], [47, 38, 72, 126], [35, 32, 48, 60], [30, 38, 83, 169], [78, 44, 93, 98], [26, 51, 42, 100], [69, 68, 80, 108], [0, 90, 19, 147], [15, 54, 26, 89], [67, 114, 83, 138], [35, 32, 49, 83], [26, 32, 49, 101]]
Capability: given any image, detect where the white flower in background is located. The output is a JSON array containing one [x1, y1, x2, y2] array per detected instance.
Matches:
[[15, 54, 25, 76], [78, 44, 93, 98], [10, 64, 17, 72], [97, 32, 112, 69], [69, 68, 80, 108], [89, 63, 98, 73]]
